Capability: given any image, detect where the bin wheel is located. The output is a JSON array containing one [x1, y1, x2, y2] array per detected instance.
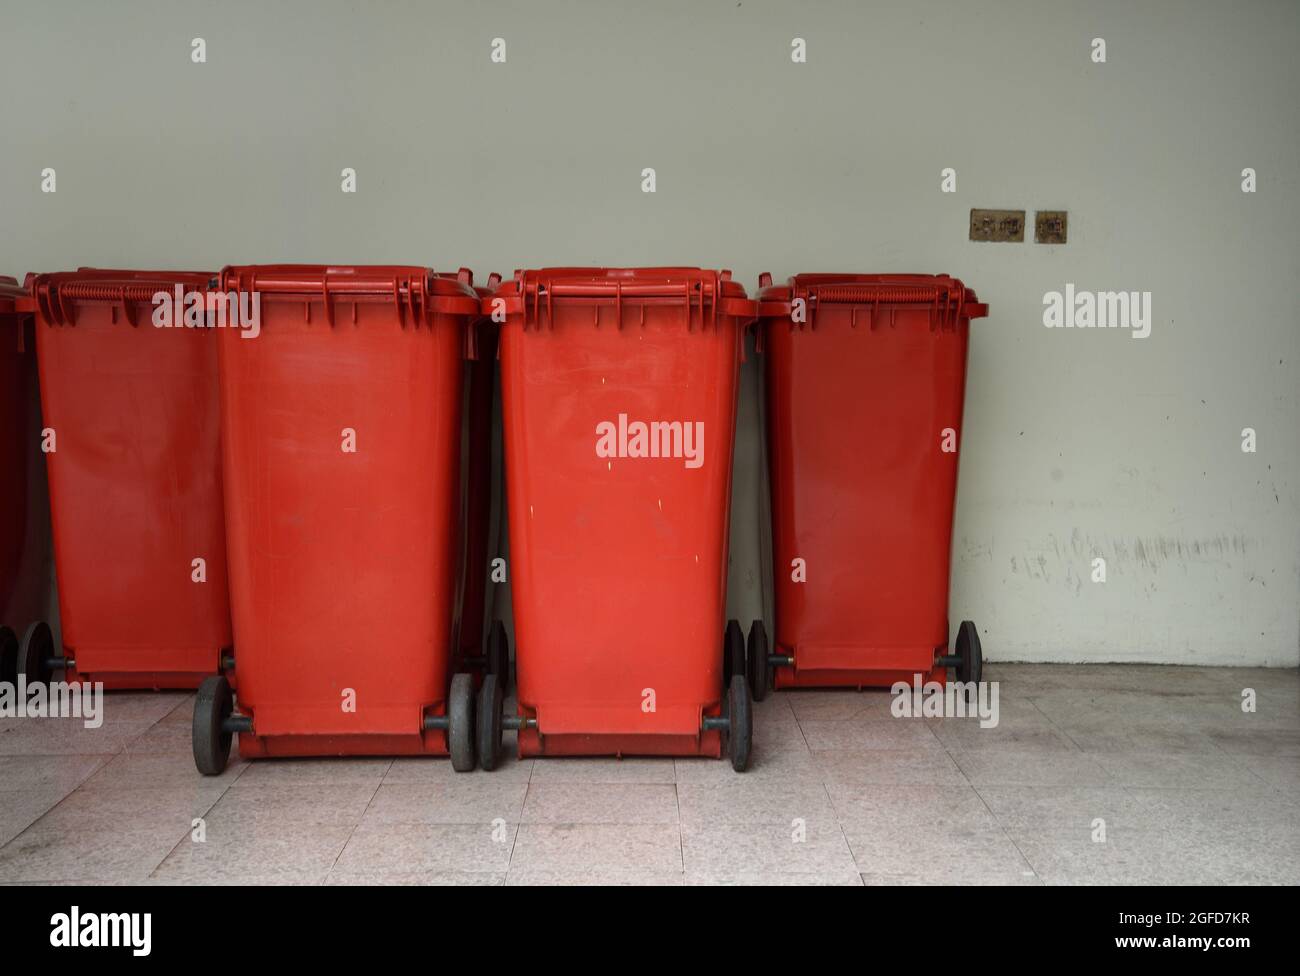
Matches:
[[448, 672, 476, 772], [726, 675, 752, 772], [487, 620, 511, 691], [17, 621, 55, 685], [956, 620, 983, 686], [723, 619, 745, 687], [746, 619, 770, 702], [193, 675, 234, 776], [476, 672, 504, 772], [0, 626, 17, 687]]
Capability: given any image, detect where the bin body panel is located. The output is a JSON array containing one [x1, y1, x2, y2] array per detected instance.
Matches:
[[500, 269, 746, 758], [218, 266, 469, 756], [762, 275, 981, 688], [0, 282, 29, 622], [31, 271, 230, 688]]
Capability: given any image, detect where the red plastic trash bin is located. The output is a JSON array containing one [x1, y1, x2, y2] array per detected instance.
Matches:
[[0, 278, 34, 683], [192, 265, 484, 775], [25, 269, 232, 690], [751, 273, 989, 698], [478, 268, 757, 771]]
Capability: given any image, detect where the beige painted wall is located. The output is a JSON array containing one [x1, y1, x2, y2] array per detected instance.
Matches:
[[2, 0, 1296, 665]]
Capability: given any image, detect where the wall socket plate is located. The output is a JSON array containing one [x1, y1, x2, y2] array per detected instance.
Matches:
[[969, 209, 1025, 242], [1035, 211, 1068, 244]]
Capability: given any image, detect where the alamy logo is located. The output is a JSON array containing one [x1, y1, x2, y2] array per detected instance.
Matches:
[[152, 286, 261, 338], [1043, 284, 1151, 338], [595, 413, 704, 469], [890, 675, 1000, 728], [0, 675, 103, 728], [50, 906, 151, 956]]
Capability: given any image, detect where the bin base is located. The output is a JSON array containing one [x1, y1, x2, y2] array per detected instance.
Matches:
[[518, 729, 724, 760], [236, 731, 449, 759], [66, 670, 216, 691], [64, 645, 225, 691], [774, 664, 949, 691]]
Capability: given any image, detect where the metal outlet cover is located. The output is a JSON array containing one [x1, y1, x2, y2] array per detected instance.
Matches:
[[969, 209, 1025, 243], [1035, 210, 1068, 244]]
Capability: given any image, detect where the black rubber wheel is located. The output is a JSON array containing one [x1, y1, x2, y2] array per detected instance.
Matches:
[[192, 675, 234, 776], [476, 672, 504, 772], [723, 619, 745, 687], [956, 619, 983, 686], [17, 620, 55, 685], [448, 672, 476, 772], [487, 620, 511, 691], [746, 619, 770, 702], [0, 625, 17, 687], [727, 675, 752, 772]]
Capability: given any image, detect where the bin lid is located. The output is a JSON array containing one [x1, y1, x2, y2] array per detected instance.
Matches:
[[218, 265, 481, 327], [0, 276, 26, 323], [28, 268, 215, 296], [466, 272, 502, 301], [511, 267, 747, 297], [220, 264, 476, 300], [496, 267, 752, 328], [430, 270, 500, 344], [757, 273, 987, 325], [759, 273, 983, 305], [27, 269, 217, 326], [431, 267, 502, 300], [0, 277, 30, 352]]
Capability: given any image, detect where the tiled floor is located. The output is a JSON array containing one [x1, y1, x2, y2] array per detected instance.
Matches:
[[1, 664, 1297, 885]]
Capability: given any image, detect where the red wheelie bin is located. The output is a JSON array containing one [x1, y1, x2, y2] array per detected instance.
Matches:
[[192, 266, 483, 774], [477, 268, 756, 772], [749, 274, 988, 698], [0, 277, 38, 683], [25, 270, 232, 690]]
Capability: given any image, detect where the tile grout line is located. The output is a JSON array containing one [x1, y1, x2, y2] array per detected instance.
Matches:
[[142, 729, 244, 883], [6, 746, 240, 883], [503, 744, 530, 880], [0, 753, 115, 853], [674, 774, 685, 875], [321, 759, 392, 881], [145, 789, 229, 883], [824, 777, 863, 884], [969, 781, 1044, 885], [943, 693, 1044, 885], [799, 695, 872, 886]]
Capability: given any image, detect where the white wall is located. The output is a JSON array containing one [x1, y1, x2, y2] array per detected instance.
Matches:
[[2, 0, 1296, 666]]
